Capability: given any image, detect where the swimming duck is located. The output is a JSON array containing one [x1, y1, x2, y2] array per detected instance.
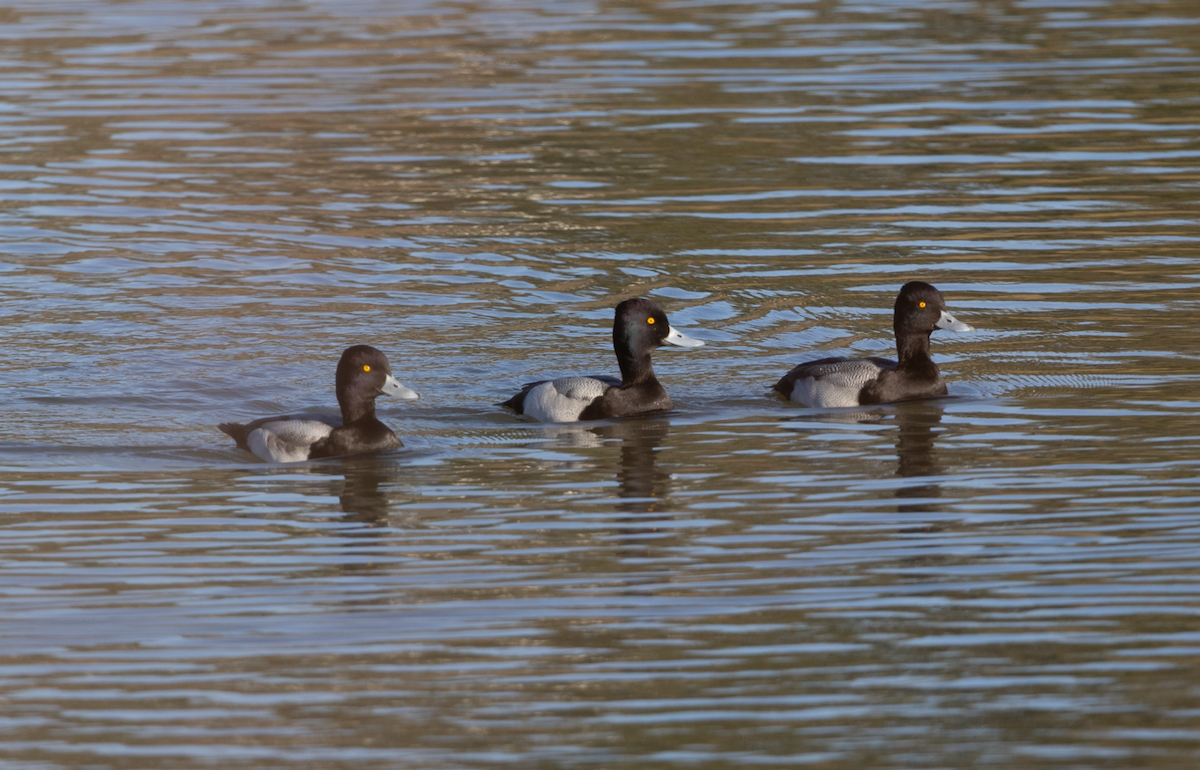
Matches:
[[502, 297, 703, 422], [774, 281, 972, 407], [219, 344, 418, 462]]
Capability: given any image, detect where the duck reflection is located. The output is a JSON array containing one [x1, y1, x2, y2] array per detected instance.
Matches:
[[601, 417, 672, 515], [597, 418, 675, 553], [891, 401, 945, 514], [783, 400, 947, 514], [534, 416, 673, 519], [337, 453, 395, 526]]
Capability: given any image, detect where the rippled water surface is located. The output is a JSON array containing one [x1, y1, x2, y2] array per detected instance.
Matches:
[[3, 0, 1200, 767]]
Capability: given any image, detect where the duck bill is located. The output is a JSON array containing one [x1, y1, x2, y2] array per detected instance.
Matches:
[[935, 309, 973, 333], [381, 374, 420, 399], [664, 326, 704, 348]]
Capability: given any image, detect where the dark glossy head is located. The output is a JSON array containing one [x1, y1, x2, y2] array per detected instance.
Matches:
[[612, 298, 703, 357], [335, 345, 418, 418], [893, 281, 972, 336]]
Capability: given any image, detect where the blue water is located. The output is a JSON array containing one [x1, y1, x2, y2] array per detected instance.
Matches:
[[3, 0, 1200, 767]]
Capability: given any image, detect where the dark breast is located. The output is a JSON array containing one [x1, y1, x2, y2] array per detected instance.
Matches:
[[857, 363, 946, 405], [308, 421, 401, 459], [579, 381, 672, 420]]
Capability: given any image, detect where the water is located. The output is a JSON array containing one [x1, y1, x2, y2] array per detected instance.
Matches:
[[3, 0, 1200, 766]]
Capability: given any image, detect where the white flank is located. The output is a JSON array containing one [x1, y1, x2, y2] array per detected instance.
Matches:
[[523, 377, 613, 423], [246, 419, 337, 463], [788, 360, 886, 407]]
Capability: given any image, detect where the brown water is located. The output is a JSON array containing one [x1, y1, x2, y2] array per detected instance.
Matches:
[[3, 0, 1200, 767]]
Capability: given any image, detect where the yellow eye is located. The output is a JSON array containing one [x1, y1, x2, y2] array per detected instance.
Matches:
[[647, 317, 655, 325], [363, 365, 371, 372], [919, 302, 926, 308]]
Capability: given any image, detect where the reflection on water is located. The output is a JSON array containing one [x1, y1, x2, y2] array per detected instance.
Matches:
[[893, 401, 944, 514], [4, 0, 1200, 767], [783, 400, 947, 513], [611, 418, 672, 515], [527, 416, 673, 519], [337, 453, 398, 526]]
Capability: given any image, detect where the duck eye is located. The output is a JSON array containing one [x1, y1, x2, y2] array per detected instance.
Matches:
[[363, 365, 371, 372], [647, 317, 655, 325], [919, 302, 926, 308]]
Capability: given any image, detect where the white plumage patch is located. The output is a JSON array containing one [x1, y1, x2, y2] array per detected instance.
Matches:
[[522, 376, 616, 423], [246, 417, 339, 463], [788, 360, 886, 408]]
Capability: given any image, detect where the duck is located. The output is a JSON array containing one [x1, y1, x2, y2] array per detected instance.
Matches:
[[502, 297, 704, 422], [219, 344, 418, 463], [774, 281, 972, 407]]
